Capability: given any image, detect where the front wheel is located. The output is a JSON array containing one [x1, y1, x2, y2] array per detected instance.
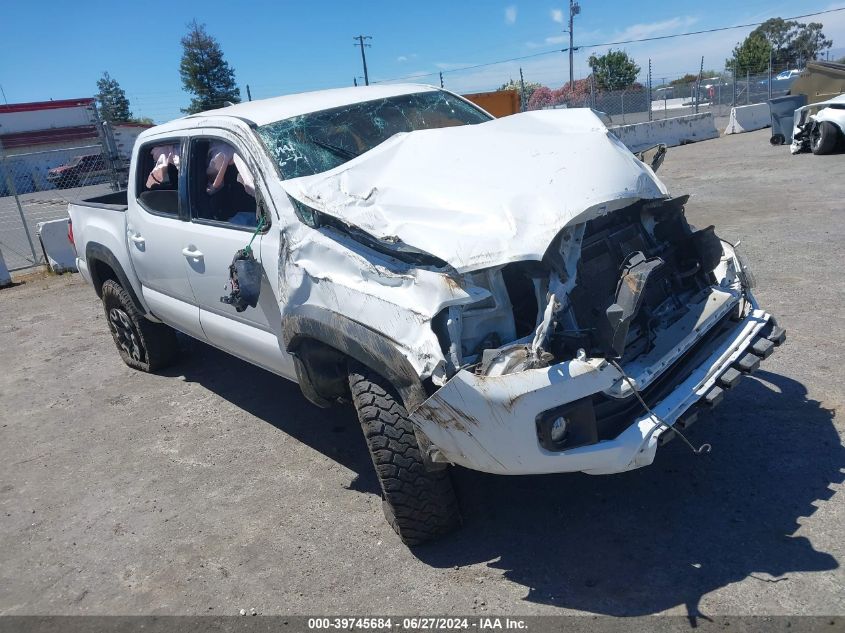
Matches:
[[811, 121, 841, 155], [349, 363, 461, 545], [101, 279, 178, 372]]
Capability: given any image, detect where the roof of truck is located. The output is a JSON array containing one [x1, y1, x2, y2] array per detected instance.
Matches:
[[148, 84, 440, 134]]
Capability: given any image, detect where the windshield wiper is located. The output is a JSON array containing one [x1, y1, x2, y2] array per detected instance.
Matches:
[[311, 138, 360, 160]]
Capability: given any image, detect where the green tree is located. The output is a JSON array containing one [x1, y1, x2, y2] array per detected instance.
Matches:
[[498, 78, 543, 105], [726, 32, 772, 74], [96, 72, 132, 123], [791, 22, 833, 65], [729, 18, 833, 71], [587, 49, 640, 91], [179, 20, 240, 114]]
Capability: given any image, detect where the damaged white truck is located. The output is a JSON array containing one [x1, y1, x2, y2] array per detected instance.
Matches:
[[68, 85, 785, 545]]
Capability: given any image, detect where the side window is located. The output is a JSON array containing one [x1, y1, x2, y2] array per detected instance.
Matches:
[[136, 141, 181, 216], [188, 138, 259, 229]]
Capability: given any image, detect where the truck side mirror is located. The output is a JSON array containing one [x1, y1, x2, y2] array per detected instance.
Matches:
[[220, 249, 262, 312], [636, 144, 667, 172]]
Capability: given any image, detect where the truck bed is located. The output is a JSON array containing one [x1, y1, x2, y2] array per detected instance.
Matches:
[[74, 190, 128, 211]]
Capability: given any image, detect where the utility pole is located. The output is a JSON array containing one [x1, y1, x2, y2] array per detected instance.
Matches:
[[768, 48, 773, 100], [353, 35, 372, 86], [568, 0, 581, 90], [694, 55, 704, 114], [519, 67, 526, 112]]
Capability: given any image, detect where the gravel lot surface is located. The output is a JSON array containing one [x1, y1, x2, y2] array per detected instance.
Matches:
[[1, 128, 843, 620]]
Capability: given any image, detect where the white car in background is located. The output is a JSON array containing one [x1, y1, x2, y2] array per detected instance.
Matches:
[[791, 93, 845, 154]]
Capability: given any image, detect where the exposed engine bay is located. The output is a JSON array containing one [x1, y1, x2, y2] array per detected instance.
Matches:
[[442, 196, 728, 379]]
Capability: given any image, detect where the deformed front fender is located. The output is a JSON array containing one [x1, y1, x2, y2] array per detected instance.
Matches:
[[283, 304, 428, 411]]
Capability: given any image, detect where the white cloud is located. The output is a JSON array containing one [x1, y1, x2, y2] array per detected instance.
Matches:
[[505, 5, 517, 25], [387, 5, 845, 93], [614, 16, 699, 42], [551, 8, 564, 24], [436, 62, 476, 70], [397, 56, 408, 63]]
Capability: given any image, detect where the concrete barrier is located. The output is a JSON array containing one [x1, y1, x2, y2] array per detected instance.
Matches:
[[610, 113, 719, 153], [36, 218, 77, 274], [724, 103, 771, 134], [0, 248, 11, 287]]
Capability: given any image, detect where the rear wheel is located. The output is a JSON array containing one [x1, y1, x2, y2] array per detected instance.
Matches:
[[348, 363, 461, 545], [811, 121, 841, 155], [101, 279, 177, 372]]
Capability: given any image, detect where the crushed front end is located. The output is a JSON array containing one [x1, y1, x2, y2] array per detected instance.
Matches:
[[412, 197, 785, 475], [275, 108, 784, 476]]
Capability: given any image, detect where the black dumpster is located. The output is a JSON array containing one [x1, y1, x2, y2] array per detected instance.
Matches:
[[768, 94, 807, 145]]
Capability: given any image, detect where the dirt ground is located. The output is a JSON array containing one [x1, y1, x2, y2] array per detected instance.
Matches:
[[1, 128, 843, 620]]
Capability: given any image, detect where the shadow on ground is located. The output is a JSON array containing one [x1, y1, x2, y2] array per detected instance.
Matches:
[[169, 340, 842, 622], [164, 336, 379, 494]]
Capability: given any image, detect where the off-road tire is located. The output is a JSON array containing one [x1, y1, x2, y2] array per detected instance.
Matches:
[[101, 279, 177, 372], [348, 364, 461, 545], [811, 121, 841, 155]]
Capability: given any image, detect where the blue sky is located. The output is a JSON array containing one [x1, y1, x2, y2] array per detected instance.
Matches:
[[1, 0, 844, 123]]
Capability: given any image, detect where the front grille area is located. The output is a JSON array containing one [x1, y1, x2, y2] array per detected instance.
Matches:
[[593, 310, 738, 441]]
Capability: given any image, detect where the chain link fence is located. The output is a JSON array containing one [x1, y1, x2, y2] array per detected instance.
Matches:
[[523, 68, 797, 128], [0, 115, 125, 272], [460, 60, 803, 131]]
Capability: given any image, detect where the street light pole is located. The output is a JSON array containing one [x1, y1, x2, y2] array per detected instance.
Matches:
[[353, 35, 372, 86]]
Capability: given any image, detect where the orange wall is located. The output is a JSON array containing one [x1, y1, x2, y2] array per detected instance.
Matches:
[[463, 90, 521, 117]]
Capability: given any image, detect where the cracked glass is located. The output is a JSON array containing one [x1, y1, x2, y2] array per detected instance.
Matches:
[[257, 90, 491, 180]]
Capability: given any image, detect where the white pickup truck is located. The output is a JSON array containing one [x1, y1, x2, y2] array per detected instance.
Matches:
[[69, 84, 785, 545]]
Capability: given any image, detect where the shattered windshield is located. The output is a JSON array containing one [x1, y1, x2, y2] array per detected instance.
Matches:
[[256, 90, 491, 180]]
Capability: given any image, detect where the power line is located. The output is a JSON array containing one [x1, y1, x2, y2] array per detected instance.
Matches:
[[373, 6, 845, 84], [578, 6, 845, 49], [373, 50, 567, 84]]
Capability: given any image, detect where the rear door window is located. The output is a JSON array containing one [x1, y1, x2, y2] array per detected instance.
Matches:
[[136, 140, 182, 216]]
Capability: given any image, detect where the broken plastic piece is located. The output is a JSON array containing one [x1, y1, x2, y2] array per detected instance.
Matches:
[[220, 249, 262, 312], [635, 144, 667, 172], [601, 251, 664, 358], [480, 344, 553, 377]]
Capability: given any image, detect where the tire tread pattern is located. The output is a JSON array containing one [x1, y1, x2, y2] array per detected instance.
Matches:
[[349, 363, 460, 545], [101, 279, 177, 372], [812, 121, 841, 155]]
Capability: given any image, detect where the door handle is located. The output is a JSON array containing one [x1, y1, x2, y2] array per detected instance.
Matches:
[[182, 246, 203, 259], [129, 233, 145, 245]]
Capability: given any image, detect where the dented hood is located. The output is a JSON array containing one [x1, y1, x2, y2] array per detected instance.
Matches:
[[281, 109, 669, 273]]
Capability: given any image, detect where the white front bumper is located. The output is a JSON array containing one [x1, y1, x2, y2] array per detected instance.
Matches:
[[410, 307, 772, 476]]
